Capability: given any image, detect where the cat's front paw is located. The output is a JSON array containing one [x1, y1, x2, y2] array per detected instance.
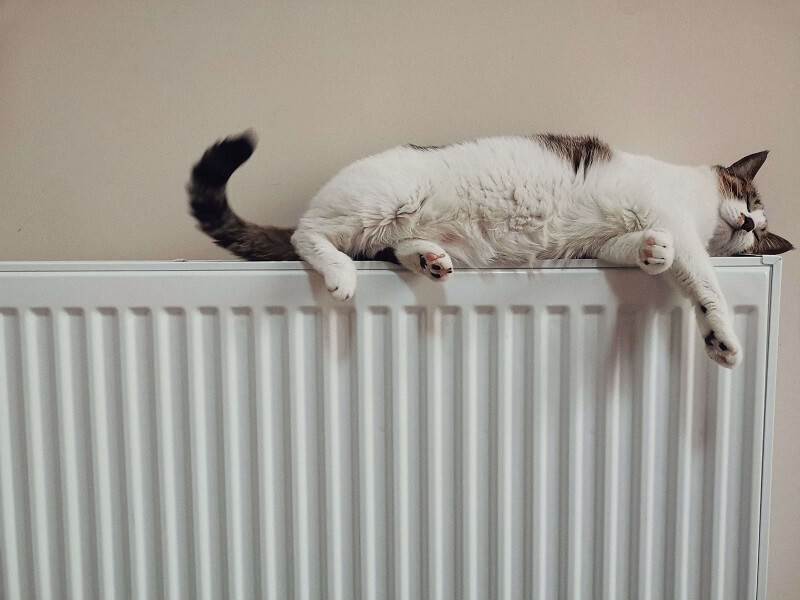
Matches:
[[637, 229, 674, 275], [322, 262, 357, 301], [702, 329, 742, 367], [697, 307, 741, 367]]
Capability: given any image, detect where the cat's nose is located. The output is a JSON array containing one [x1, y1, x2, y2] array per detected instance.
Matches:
[[740, 215, 755, 232]]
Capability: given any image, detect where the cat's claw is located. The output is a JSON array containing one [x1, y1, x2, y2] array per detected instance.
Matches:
[[322, 262, 357, 301], [637, 229, 674, 275]]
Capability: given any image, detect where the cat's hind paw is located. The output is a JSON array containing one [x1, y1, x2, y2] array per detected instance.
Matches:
[[418, 252, 453, 281], [394, 240, 454, 282], [637, 229, 674, 275], [322, 262, 357, 301]]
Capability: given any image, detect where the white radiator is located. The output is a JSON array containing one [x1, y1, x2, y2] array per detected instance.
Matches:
[[0, 258, 781, 600]]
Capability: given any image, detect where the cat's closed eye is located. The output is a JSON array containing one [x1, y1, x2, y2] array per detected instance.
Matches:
[[748, 195, 763, 211]]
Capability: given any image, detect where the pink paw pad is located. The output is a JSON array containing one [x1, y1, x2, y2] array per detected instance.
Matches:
[[643, 238, 655, 258], [419, 252, 453, 280]]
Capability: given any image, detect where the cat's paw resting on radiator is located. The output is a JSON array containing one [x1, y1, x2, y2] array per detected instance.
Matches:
[[322, 261, 357, 301], [393, 239, 454, 282], [637, 229, 674, 275]]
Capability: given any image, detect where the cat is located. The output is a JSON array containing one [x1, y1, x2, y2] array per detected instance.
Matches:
[[188, 131, 793, 368]]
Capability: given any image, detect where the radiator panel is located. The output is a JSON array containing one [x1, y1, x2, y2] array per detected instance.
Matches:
[[0, 260, 780, 600]]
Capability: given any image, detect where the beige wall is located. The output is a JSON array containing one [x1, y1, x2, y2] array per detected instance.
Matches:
[[1, 0, 798, 594]]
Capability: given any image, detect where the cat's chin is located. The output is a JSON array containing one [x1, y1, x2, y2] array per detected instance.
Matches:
[[709, 236, 755, 257], [708, 226, 733, 255], [710, 220, 753, 254]]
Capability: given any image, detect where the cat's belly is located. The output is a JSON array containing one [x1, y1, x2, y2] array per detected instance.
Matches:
[[413, 179, 581, 264], [411, 206, 563, 266]]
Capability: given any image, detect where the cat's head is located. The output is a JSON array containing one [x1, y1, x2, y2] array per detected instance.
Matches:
[[709, 151, 793, 256]]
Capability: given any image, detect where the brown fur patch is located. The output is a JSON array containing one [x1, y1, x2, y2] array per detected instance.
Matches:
[[714, 165, 767, 213], [533, 134, 612, 174], [750, 231, 794, 255], [407, 143, 448, 151], [715, 166, 749, 199], [728, 151, 769, 181]]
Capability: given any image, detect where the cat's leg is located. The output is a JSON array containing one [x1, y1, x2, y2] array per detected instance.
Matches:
[[667, 236, 741, 367], [598, 228, 739, 366], [596, 229, 675, 274], [291, 227, 357, 300], [392, 239, 454, 281]]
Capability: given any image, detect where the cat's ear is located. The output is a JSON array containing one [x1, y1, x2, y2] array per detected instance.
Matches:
[[727, 150, 769, 181], [750, 231, 794, 255]]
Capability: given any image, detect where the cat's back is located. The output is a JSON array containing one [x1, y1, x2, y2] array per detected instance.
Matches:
[[306, 136, 559, 214], [332, 135, 568, 181], [394, 135, 568, 178], [310, 134, 702, 225]]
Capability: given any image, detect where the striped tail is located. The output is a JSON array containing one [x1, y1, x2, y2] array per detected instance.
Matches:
[[187, 131, 299, 260]]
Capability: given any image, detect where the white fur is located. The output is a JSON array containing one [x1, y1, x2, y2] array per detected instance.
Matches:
[[291, 136, 763, 367]]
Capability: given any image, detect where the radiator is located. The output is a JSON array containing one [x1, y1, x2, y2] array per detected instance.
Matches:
[[0, 258, 781, 600]]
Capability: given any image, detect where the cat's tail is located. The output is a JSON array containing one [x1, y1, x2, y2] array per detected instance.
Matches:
[[187, 131, 299, 260]]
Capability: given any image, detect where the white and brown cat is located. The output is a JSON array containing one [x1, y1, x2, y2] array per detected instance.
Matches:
[[188, 132, 792, 367]]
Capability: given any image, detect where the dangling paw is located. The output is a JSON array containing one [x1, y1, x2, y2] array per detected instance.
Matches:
[[394, 240, 454, 282], [702, 328, 742, 367], [696, 305, 741, 367], [322, 262, 357, 301], [637, 229, 674, 275]]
